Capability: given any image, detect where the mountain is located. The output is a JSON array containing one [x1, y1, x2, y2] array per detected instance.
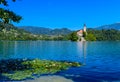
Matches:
[[96, 23, 120, 30], [0, 22, 29, 33], [19, 26, 73, 35]]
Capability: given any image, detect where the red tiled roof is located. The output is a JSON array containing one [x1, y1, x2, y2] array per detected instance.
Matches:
[[77, 30, 83, 34]]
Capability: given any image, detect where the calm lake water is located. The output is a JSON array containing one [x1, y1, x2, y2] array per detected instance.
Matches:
[[0, 41, 120, 82]]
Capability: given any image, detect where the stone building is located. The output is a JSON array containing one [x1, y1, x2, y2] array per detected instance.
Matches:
[[77, 24, 87, 41]]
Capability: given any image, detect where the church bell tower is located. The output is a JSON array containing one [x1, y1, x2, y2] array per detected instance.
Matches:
[[83, 24, 87, 32]]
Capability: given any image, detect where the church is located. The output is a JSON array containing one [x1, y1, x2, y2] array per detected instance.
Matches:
[[77, 24, 87, 41]]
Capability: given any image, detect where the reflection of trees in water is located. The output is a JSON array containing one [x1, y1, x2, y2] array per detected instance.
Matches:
[[0, 41, 15, 59]]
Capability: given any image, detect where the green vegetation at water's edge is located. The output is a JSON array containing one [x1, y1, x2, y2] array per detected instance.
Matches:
[[1, 59, 81, 80], [87, 29, 120, 41], [85, 33, 96, 41], [68, 29, 120, 41], [69, 32, 78, 41], [1, 22, 120, 41], [0, 23, 71, 40]]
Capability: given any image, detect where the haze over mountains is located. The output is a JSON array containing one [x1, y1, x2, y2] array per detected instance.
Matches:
[[18, 23, 120, 35]]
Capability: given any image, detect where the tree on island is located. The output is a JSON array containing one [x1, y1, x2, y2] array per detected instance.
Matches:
[[69, 32, 78, 41], [85, 33, 96, 41]]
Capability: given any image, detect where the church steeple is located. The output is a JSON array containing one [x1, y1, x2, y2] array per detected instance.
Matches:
[[83, 24, 87, 32]]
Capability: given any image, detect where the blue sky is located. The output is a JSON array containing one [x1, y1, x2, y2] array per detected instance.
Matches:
[[2, 0, 120, 30]]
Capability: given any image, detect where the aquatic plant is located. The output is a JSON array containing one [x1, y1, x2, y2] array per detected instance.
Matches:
[[1, 59, 81, 80]]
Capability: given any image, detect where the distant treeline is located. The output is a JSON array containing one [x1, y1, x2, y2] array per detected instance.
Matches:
[[0, 22, 70, 41], [87, 29, 120, 41], [0, 22, 120, 41]]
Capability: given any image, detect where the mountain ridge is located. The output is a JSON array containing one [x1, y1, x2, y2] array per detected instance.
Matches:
[[18, 26, 73, 35], [96, 23, 120, 30], [18, 23, 120, 35]]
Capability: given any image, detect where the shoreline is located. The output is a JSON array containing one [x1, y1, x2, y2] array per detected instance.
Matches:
[[24, 75, 73, 82], [0, 59, 81, 81]]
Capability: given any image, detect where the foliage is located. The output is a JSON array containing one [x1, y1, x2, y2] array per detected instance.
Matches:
[[85, 33, 96, 41], [0, 8, 22, 24], [1, 23, 120, 41], [0, 23, 70, 41], [69, 32, 78, 41], [1, 59, 81, 80], [0, 29, 37, 40], [0, 0, 16, 6], [3, 70, 34, 80], [87, 29, 120, 41], [0, 0, 22, 24], [83, 31, 87, 37]]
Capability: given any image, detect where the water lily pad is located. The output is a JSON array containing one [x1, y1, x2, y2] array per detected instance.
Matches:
[[2, 59, 81, 80]]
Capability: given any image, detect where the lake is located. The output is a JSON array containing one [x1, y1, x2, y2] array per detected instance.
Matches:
[[0, 41, 120, 82]]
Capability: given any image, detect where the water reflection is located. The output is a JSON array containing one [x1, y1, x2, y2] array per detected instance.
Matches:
[[77, 41, 87, 64], [83, 42, 87, 65], [0, 41, 87, 62], [0, 41, 15, 59]]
